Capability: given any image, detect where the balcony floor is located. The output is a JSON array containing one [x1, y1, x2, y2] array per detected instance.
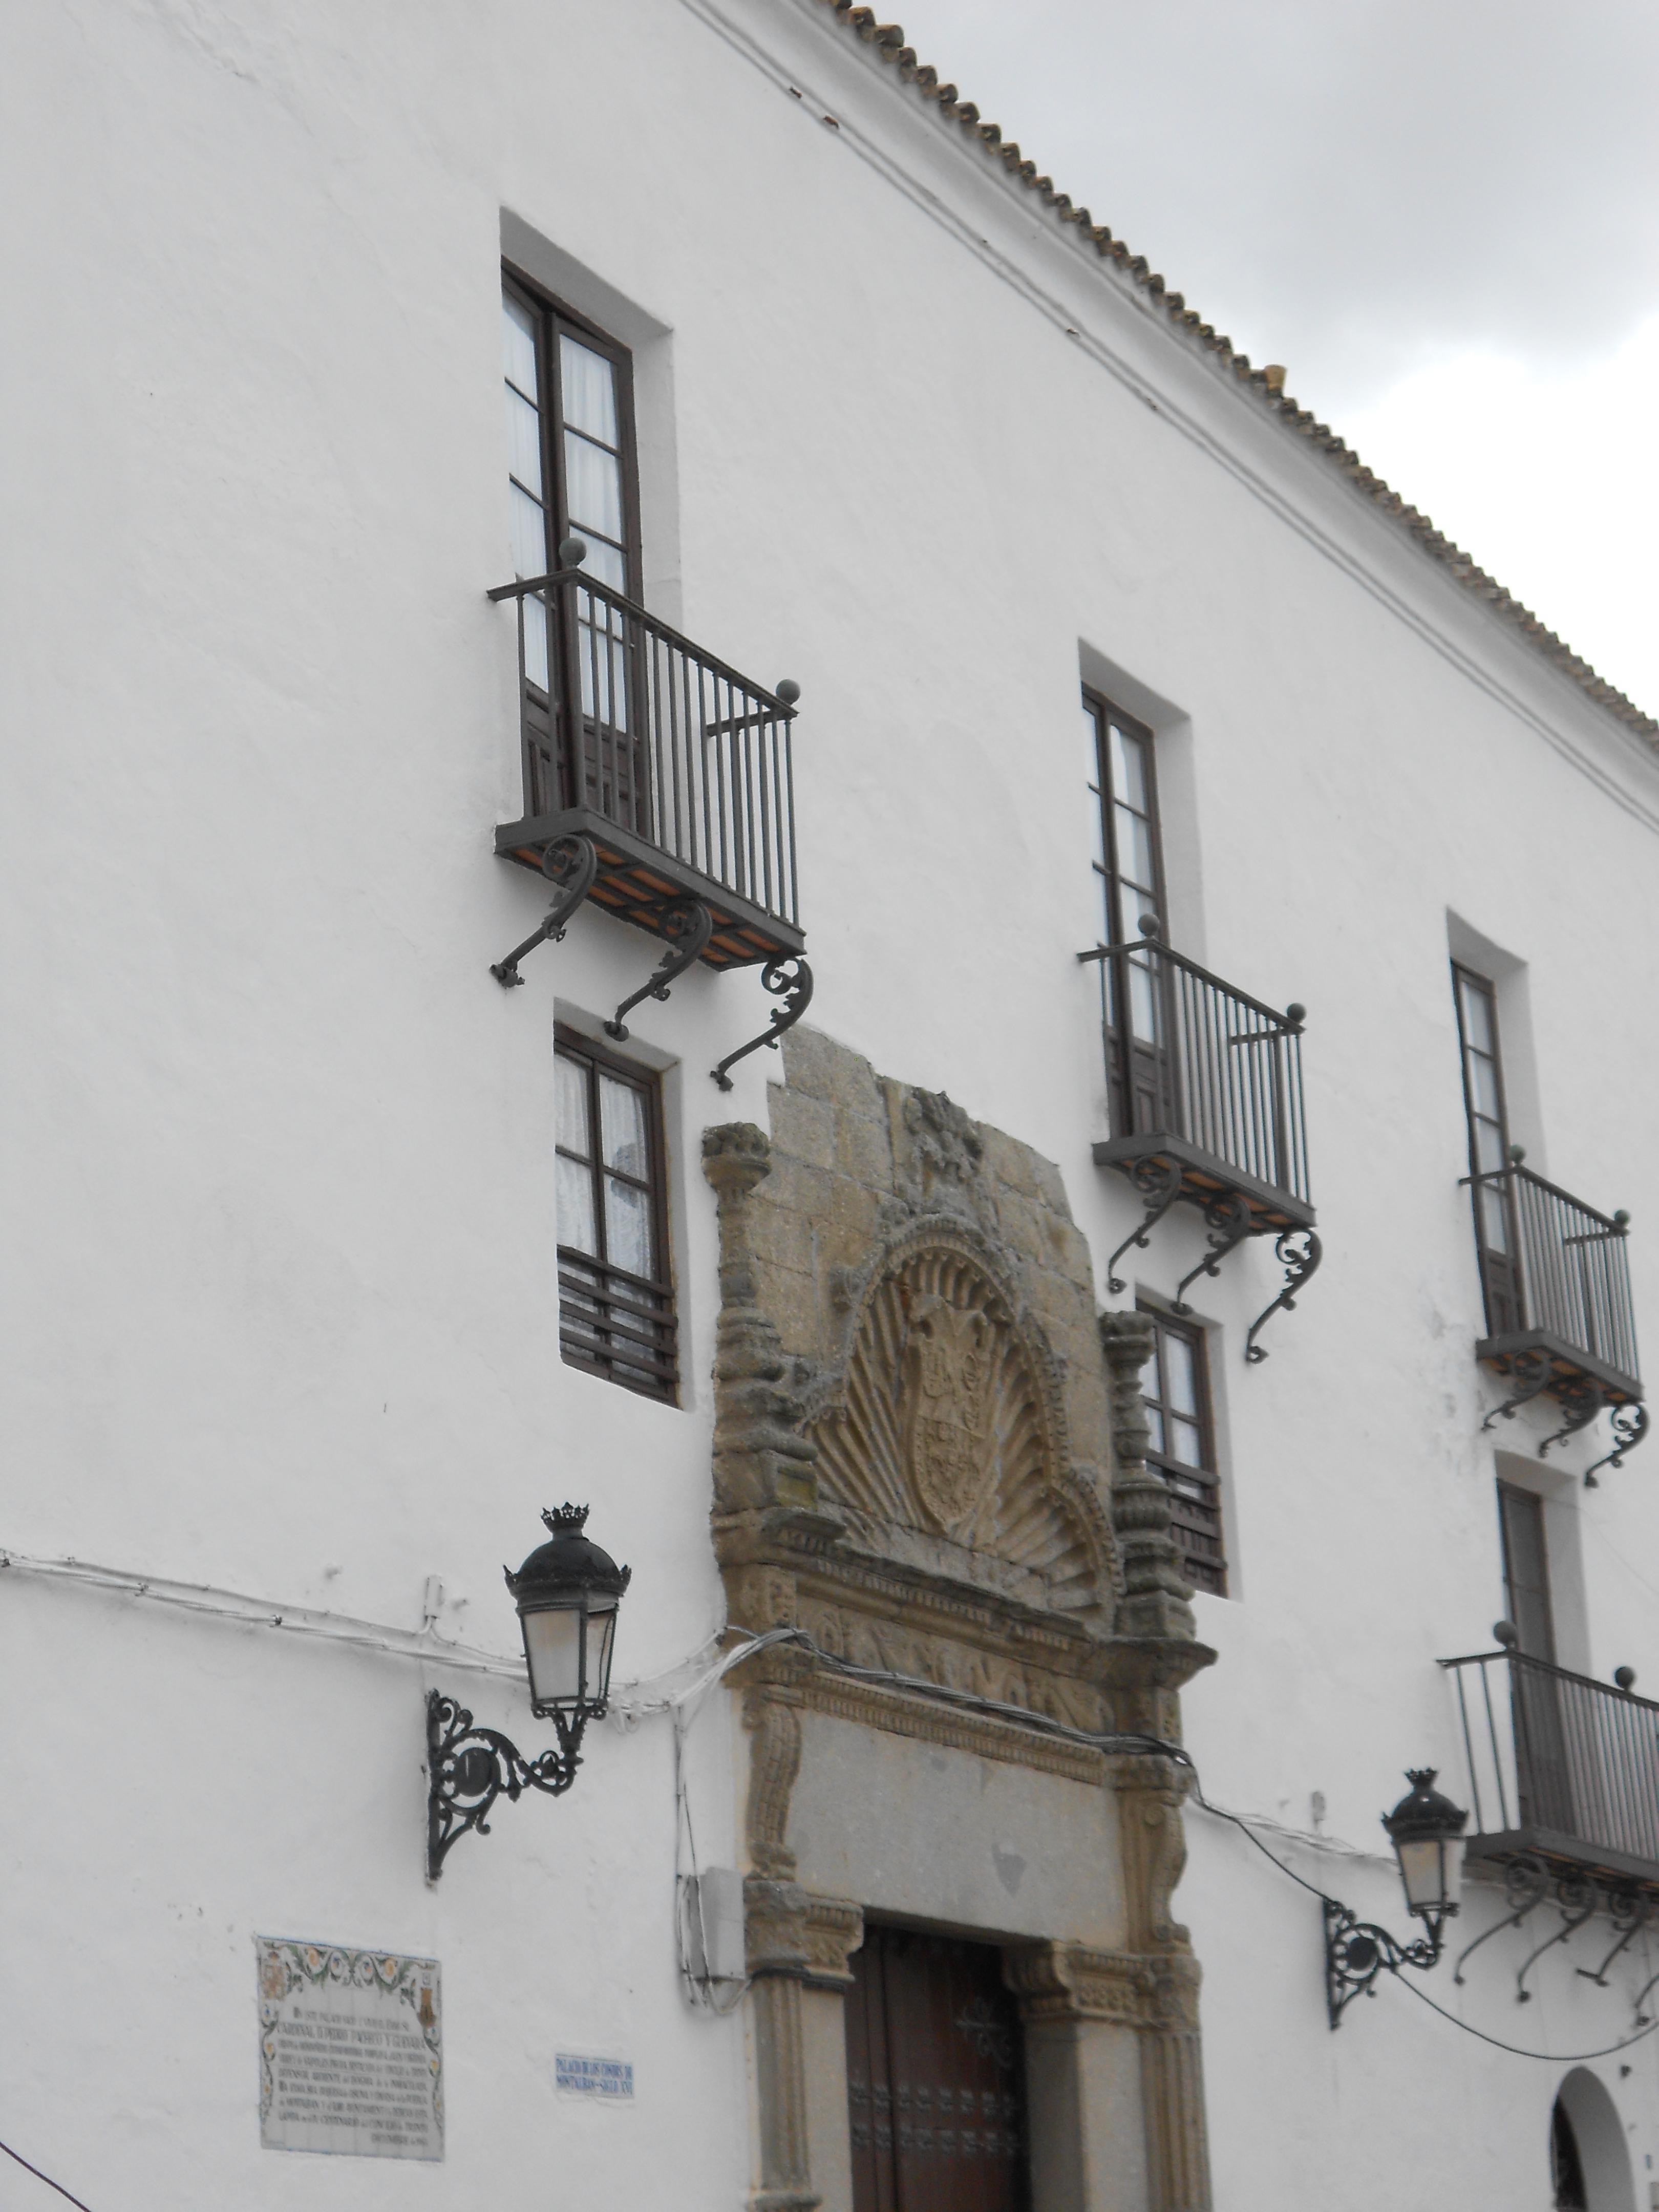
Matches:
[[1092, 1130, 1315, 1235]]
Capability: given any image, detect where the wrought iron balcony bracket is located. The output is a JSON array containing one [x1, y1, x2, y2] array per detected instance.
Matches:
[[1104, 1154, 1185, 1294], [1480, 1347, 1557, 1432], [426, 1688, 584, 1881], [1172, 1192, 1255, 1313], [1538, 1377, 1605, 1458], [606, 897, 714, 1041], [1244, 1228, 1324, 1364], [490, 834, 598, 988], [1324, 1898, 1451, 2029], [711, 954, 814, 1091], [1584, 1400, 1651, 1487]]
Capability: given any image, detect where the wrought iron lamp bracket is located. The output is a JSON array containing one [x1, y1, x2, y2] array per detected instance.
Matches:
[[606, 897, 714, 1040], [711, 954, 814, 1091], [1172, 1192, 1256, 1313], [1324, 1898, 1451, 2029], [491, 834, 599, 988], [1584, 1400, 1650, 1487], [1244, 1228, 1323, 1364], [1104, 1154, 1186, 1294], [426, 1688, 584, 1882], [1480, 1348, 1557, 1432]]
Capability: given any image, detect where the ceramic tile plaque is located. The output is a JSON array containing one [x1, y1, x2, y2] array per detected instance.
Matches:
[[556, 2052, 635, 2100], [258, 1937, 442, 2160]]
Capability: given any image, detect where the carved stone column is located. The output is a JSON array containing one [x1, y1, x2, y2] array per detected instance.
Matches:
[[1094, 1310, 1215, 2211]]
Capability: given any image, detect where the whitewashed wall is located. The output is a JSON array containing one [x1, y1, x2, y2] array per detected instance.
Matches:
[[5, 1, 1659, 2206]]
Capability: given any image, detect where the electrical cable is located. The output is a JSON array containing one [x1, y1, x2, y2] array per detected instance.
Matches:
[[0, 2137, 96, 2211], [1389, 1970, 1659, 2062]]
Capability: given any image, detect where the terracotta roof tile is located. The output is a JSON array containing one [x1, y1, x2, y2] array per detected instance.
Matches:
[[820, 0, 1657, 745]]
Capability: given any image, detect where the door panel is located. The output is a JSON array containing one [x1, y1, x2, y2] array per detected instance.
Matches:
[[847, 1926, 1028, 2212]]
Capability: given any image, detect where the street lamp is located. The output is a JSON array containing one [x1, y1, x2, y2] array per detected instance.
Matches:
[[426, 1506, 631, 1880], [1324, 1767, 1469, 2028]]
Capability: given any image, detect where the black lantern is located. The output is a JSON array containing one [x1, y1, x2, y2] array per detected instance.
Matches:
[[424, 1505, 631, 1880], [1324, 1763, 1469, 2027], [1382, 1767, 1467, 1925], [505, 1504, 632, 1720]]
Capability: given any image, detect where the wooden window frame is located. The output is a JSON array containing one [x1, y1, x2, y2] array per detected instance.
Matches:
[[554, 1024, 677, 1402], [1083, 688, 1166, 948], [1451, 962, 1524, 1337], [502, 262, 644, 603], [1137, 1301, 1225, 1597]]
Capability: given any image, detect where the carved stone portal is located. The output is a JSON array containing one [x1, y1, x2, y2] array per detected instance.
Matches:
[[705, 1029, 1215, 2212]]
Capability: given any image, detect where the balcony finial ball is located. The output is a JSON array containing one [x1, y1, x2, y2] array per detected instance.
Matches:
[[1285, 1002, 1306, 1025], [1494, 1619, 1519, 1648], [558, 535, 588, 568], [1508, 1143, 1526, 1164], [1138, 912, 1161, 938], [775, 679, 801, 706], [1615, 1209, 1631, 1228], [1615, 1666, 1638, 1691]]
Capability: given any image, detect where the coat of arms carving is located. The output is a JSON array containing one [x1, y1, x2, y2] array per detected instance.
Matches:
[[901, 1290, 995, 1534]]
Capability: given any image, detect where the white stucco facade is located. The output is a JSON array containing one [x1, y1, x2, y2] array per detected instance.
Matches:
[[6, 3, 1659, 2207]]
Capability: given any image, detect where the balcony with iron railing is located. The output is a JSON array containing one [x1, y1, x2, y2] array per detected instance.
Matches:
[[1464, 1159, 1646, 1460], [1443, 1644, 1659, 1894], [485, 551, 811, 1072], [1078, 927, 1318, 1356]]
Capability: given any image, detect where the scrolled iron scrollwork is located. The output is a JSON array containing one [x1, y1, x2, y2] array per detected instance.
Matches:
[[1538, 1377, 1605, 1459], [606, 896, 715, 1040], [1104, 1153, 1185, 1295], [1324, 1898, 1450, 2029], [1173, 1190, 1256, 1313], [426, 1688, 585, 1881], [1244, 1228, 1323, 1364], [710, 954, 815, 1091], [1578, 1888, 1650, 1988], [490, 833, 599, 987], [1452, 1852, 1549, 1986], [1584, 1400, 1650, 1488], [1516, 1866, 1600, 2004], [1480, 1348, 1557, 1432]]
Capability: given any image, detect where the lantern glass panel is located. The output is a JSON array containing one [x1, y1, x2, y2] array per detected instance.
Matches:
[[1397, 1834, 1462, 1918], [523, 1605, 584, 1713], [588, 1600, 619, 1708]]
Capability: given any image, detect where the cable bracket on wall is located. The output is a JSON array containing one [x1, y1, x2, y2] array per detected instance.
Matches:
[[491, 834, 598, 987], [606, 897, 714, 1040], [711, 954, 813, 1091]]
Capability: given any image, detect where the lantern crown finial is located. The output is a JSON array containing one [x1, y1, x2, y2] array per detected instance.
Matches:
[[542, 1503, 590, 1536]]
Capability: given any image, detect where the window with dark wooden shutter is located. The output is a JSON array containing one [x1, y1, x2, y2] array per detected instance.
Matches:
[[554, 1026, 676, 1401], [1452, 964, 1524, 1338], [1138, 1303, 1225, 1597]]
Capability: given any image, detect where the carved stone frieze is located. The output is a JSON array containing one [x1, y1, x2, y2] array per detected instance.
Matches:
[[1004, 1941, 1203, 2033]]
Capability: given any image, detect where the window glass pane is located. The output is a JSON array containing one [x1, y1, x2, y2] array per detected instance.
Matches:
[[559, 334, 619, 444], [506, 384, 543, 498], [1109, 722, 1148, 812], [1458, 977, 1495, 1055], [1163, 1332, 1199, 1418], [1474, 1118, 1506, 1174], [1128, 954, 1159, 1044], [579, 537, 627, 593], [1143, 1404, 1166, 1454], [1117, 879, 1155, 946], [1115, 805, 1156, 897], [1171, 1417, 1203, 1467], [512, 482, 549, 579], [523, 593, 549, 691], [605, 1175, 655, 1278], [564, 430, 624, 544], [1468, 1056, 1502, 1123], [1480, 1184, 1511, 1254], [557, 1154, 598, 1254], [556, 1054, 590, 1154], [599, 1074, 649, 1178], [503, 292, 539, 399]]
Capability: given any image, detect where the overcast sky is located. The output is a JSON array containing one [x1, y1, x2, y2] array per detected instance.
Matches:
[[889, 0, 1659, 718]]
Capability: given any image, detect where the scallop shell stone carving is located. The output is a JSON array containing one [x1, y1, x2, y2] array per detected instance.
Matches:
[[811, 1238, 1107, 1620]]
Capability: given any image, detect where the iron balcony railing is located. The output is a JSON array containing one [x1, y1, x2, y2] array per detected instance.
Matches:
[[1465, 1162, 1640, 1397], [1443, 1646, 1659, 1883], [1084, 935, 1312, 1226], [491, 564, 802, 967]]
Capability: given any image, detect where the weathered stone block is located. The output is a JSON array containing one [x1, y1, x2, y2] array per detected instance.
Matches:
[[767, 1086, 838, 1175], [833, 1106, 894, 1190]]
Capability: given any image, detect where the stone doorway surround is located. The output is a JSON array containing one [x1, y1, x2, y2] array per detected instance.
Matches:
[[702, 1031, 1217, 2212]]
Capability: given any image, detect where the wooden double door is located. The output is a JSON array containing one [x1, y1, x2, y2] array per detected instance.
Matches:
[[845, 1925, 1029, 2212]]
